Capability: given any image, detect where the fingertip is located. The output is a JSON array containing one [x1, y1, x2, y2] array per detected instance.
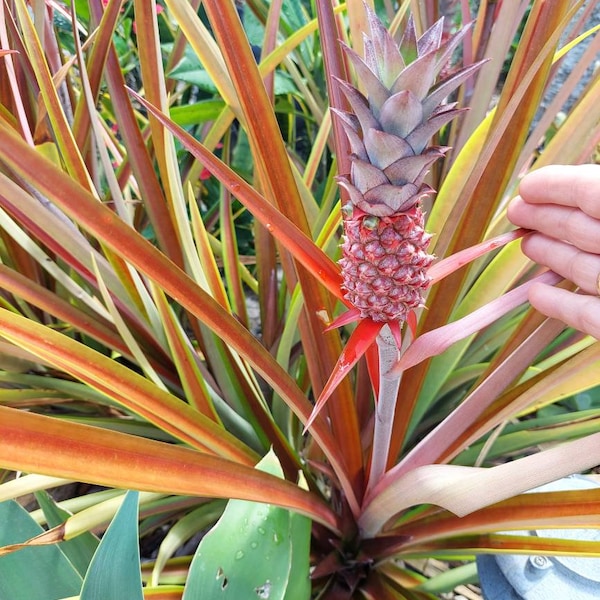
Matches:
[[518, 164, 600, 214], [506, 194, 522, 214], [526, 281, 564, 320], [527, 281, 552, 305], [528, 284, 600, 340], [506, 195, 530, 228], [518, 167, 552, 201], [506, 194, 523, 212]]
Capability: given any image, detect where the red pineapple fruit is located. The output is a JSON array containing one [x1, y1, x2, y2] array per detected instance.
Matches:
[[334, 9, 483, 326]]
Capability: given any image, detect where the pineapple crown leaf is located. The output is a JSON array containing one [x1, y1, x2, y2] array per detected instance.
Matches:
[[338, 177, 421, 217], [378, 91, 424, 138], [338, 123, 370, 161], [343, 9, 484, 131], [336, 176, 368, 211], [363, 129, 415, 168], [351, 159, 389, 191], [364, 9, 406, 85], [422, 60, 488, 118], [342, 42, 395, 113], [338, 172, 433, 216], [414, 18, 445, 57], [405, 107, 468, 154], [363, 183, 421, 214], [335, 78, 380, 134], [333, 6, 484, 216], [397, 14, 419, 64], [383, 152, 445, 187], [360, 6, 478, 97], [432, 20, 476, 74], [389, 51, 438, 100], [330, 106, 360, 133]]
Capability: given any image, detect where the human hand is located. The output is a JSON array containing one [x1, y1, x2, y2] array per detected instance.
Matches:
[[507, 164, 600, 339]]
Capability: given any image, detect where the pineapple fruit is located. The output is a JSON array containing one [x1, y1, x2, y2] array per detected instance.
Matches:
[[335, 10, 483, 324]]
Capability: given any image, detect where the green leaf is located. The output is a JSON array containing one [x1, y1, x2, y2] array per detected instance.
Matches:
[[72, 0, 91, 23], [35, 490, 99, 578], [80, 491, 143, 600], [240, 4, 265, 47], [168, 61, 220, 94], [414, 562, 479, 593], [183, 450, 311, 600], [0, 500, 82, 599], [285, 475, 312, 600], [169, 100, 226, 127], [169, 52, 298, 97]]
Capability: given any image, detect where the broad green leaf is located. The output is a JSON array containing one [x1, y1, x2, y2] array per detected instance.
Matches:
[[285, 474, 312, 600], [0, 500, 82, 599], [149, 501, 226, 586], [80, 491, 143, 600], [169, 100, 226, 127], [169, 62, 298, 96], [183, 450, 311, 600], [35, 490, 99, 578]]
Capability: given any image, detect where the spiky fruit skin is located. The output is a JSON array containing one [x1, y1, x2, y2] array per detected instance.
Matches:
[[340, 207, 433, 322]]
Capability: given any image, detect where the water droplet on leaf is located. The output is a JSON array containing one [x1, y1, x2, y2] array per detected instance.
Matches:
[[255, 580, 271, 599]]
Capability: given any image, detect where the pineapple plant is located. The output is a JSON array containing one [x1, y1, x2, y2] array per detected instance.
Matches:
[[3, 1, 598, 598], [306, 8, 487, 474], [334, 10, 483, 334]]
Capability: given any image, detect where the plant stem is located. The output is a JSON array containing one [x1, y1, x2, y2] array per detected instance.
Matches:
[[367, 325, 402, 493]]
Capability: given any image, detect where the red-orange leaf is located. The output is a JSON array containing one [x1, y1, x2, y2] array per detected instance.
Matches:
[[0, 405, 340, 533], [305, 318, 383, 432], [128, 89, 344, 303]]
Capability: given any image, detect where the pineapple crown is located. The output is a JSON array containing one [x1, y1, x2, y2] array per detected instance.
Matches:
[[334, 8, 484, 217]]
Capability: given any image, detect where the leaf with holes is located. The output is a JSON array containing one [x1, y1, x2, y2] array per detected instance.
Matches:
[[182, 450, 310, 600]]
